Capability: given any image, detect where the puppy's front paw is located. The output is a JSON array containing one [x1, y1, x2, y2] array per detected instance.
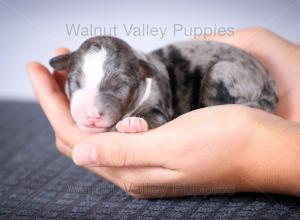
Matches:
[[116, 117, 148, 133]]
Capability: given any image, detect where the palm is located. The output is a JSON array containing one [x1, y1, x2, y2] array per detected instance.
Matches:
[[275, 81, 300, 122], [265, 48, 300, 122]]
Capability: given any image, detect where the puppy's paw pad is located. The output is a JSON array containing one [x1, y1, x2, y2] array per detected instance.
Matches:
[[116, 117, 148, 133]]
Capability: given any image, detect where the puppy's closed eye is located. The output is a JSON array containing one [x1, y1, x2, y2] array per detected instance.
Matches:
[[68, 74, 81, 90]]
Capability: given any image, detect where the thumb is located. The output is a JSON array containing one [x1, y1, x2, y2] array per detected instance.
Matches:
[[72, 131, 168, 168]]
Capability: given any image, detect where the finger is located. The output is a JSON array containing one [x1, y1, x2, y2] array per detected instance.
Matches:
[[85, 166, 156, 199], [104, 166, 178, 186], [52, 71, 67, 93], [52, 47, 71, 92], [90, 166, 181, 198], [27, 61, 88, 146], [57, 135, 169, 193], [193, 27, 267, 54], [53, 47, 70, 57], [56, 137, 72, 158], [72, 131, 169, 168]]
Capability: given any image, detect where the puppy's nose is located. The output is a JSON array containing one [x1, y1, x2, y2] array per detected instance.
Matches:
[[86, 108, 101, 121]]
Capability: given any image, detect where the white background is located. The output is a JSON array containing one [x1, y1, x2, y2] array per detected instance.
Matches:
[[0, 0, 299, 101]]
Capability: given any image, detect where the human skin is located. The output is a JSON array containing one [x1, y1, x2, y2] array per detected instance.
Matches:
[[27, 28, 300, 198]]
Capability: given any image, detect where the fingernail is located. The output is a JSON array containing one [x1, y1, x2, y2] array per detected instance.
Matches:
[[73, 144, 97, 166]]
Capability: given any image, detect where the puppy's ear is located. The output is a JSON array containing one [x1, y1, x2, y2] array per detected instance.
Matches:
[[138, 59, 157, 78], [134, 50, 157, 78], [49, 54, 70, 71]]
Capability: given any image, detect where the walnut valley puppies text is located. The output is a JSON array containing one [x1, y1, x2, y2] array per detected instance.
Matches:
[[65, 24, 235, 39]]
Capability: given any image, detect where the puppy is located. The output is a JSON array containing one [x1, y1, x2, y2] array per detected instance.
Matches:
[[50, 36, 278, 133]]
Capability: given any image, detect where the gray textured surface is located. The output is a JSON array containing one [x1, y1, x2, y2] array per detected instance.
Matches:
[[0, 101, 300, 219]]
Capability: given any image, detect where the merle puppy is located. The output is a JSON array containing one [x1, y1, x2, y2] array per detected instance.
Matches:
[[49, 36, 278, 133]]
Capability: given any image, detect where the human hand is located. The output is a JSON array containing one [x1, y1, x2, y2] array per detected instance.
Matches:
[[26, 47, 259, 197], [27, 28, 300, 198], [26, 56, 260, 197]]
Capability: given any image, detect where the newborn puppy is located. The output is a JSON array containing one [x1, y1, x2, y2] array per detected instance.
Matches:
[[49, 36, 278, 133]]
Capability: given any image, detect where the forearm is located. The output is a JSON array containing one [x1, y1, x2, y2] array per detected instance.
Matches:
[[237, 113, 300, 196]]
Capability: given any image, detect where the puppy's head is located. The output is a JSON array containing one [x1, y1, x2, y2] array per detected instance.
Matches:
[[50, 36, 155, 133]]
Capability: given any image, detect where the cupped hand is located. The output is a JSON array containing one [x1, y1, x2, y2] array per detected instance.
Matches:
[[26, 49, 280, 198], [27, 28, 300, 198], [27, 55, 264, 197]]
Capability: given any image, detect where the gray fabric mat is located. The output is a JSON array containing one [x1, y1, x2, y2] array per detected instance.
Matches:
[[0, 101, 300, 219]]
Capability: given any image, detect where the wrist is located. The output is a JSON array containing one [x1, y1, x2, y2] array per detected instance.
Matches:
[[236, 112, 300, 196]]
